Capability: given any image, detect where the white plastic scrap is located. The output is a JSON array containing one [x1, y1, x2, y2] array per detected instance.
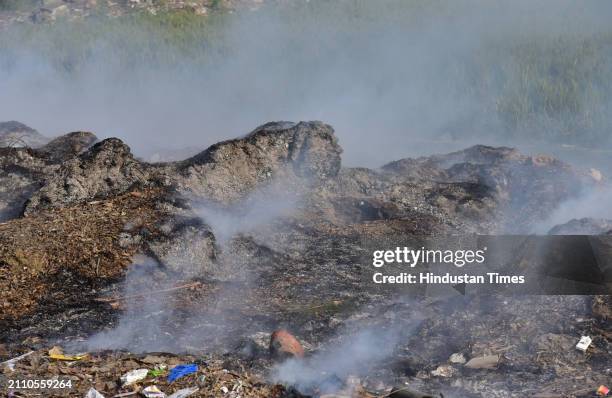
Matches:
[[449, 353, 466, 364], [121, 369, 149, 386], [85, 388, 106, 398], [576, 336, 592, 352], [168, 387, 199, 398], [142, 385, 166, 398], [1, 351, 35, 371], [221, 386, 229, 394]]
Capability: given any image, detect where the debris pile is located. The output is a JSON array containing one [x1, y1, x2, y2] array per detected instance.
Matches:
[[0, 120, 610, 397], [2, 347, 283, 397]]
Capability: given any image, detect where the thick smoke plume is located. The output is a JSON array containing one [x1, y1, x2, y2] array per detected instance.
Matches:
[[1, 1, 612, 168]]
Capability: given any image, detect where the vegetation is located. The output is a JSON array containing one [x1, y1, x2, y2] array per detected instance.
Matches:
[[0, 9, 229, 73], [1, 0, 611, 147], [0, 0, 38, 11]]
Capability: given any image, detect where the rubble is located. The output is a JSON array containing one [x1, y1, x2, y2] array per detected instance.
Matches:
[[26, 137, 149, 213], [270, 329, 305, 360], [0, 120, 610, 397], [35, 131, 98, 163], [171, 121, 342, 204]]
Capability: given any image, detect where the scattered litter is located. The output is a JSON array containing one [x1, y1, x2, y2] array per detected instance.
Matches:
[[148, 368, 166, 378], [1, 351, 34, 371], [142, 385, 166, 398], [86, 388, 106, 398], [48, 346, 88, 361], [121, 369, 149, 386], [50, 353, 88, 361], [269, 329, 305, 359], [167, 364, 198, 383], [431, 364, 455, 377], [220, 386, 229, 394], [597, 385, 610, 396], [449, 353, 466, 364], [576, 336, 592, 352], [168, 387, 199, 398], [113, 392, 139, 398], [464, 354, 499, 369]]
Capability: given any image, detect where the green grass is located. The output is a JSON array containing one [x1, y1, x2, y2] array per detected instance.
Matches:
[[0, 9, 229, 72], [0, 0, 38, 11], [1, 0, 611, 147]]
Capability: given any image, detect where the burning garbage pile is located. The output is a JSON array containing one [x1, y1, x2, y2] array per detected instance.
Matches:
[[0, 121, 611, 397]]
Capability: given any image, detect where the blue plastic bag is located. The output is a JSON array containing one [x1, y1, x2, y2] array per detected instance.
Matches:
[[167, 364, 198, 383]]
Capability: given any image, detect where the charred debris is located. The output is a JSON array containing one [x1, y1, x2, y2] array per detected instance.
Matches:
[[0, 121, 610, 397]]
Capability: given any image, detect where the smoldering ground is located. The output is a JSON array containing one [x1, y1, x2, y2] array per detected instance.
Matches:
[[83, 181, 305, 353], [3, 2, 611, 395], [272, 318, 422, 395], [537, 186, 612, 234], [1, 1, 612, 168]]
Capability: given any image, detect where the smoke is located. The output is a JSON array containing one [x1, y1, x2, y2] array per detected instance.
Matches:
[[193, 180, 302, 244], [272, 312, 421, 394], [536, 186, 612, 234], [85, 255, 174, 351], [84, 179, 304, 352], [1, 1, 612, 168], [273, 328, 397, 393]]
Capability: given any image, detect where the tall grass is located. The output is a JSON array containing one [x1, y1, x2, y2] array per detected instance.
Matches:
[[1, 0, 611, 147], [0, 10, 229, 73]]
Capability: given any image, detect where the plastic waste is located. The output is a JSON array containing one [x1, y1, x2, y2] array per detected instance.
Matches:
[[85, 388, 105, 398], [148, 369, 166, 378], [48, 346, 88, 361], [168, 387, 199, 398], [121, 369, 149, 386], [167, 364, 198, 383], [142, 385, 166, 398], [464, 354, 499, 369], [576, 336, 592, 352], [50, 353, 88, 361], [1, 351, 34, 371], [449, 353, 466, 364]]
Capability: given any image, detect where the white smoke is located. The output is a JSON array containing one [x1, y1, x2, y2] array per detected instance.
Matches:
[[1, 1, 611, 168], [272, 309, 422, 395], [537, 186, 612, 234], [84, 179, 304, 352]]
